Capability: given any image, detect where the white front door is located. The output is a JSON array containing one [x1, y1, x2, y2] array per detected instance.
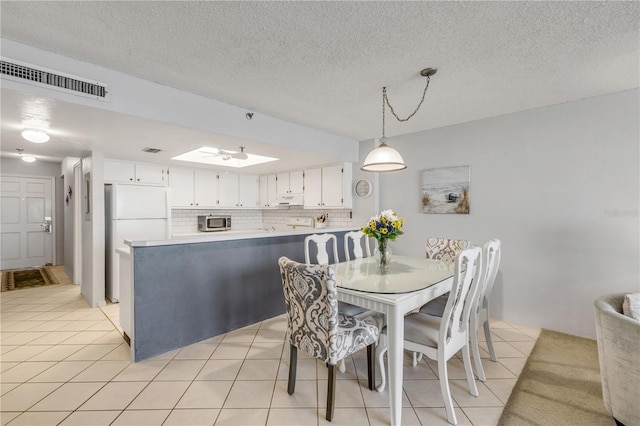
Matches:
[[1, 176, 54, 269]]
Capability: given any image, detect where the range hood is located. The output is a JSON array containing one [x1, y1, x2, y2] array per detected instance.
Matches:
[[278, 193, 304, 205]]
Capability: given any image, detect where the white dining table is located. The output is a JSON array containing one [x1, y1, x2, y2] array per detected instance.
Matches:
[[333, 255, 455, 426]]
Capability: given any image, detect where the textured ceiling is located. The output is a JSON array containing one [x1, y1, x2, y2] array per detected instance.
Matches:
[[0, 1, 638, 165]]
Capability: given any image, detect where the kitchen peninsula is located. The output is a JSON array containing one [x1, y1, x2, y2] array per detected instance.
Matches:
[[119, 225, 357, 361]]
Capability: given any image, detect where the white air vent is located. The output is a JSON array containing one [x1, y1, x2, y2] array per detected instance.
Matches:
[[0, 58, 109, 101]]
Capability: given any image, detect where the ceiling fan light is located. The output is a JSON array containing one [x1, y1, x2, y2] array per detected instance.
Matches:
[[21, 130, 50, 143], [361, 140, 407, 172], [21, 155, 37, 163]]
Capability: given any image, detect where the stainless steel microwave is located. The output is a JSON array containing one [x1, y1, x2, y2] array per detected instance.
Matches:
[[197, 215, 231, 232]]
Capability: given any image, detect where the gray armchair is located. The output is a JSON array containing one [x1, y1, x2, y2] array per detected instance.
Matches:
[[594, 293, 640, 426]]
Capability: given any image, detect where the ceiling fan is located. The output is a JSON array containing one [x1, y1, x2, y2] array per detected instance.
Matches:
[[200, 146, 248, 161]]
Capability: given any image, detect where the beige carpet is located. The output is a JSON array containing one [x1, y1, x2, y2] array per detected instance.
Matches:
[[498, 329, 612, 426], [1, 267, 59, 292]]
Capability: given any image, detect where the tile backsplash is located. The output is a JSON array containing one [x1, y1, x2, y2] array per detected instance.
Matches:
[[171, 206, 352, 235]]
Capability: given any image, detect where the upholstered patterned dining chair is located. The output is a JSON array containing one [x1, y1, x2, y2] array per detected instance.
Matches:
[[375, 246, 483, 425], [278, 256, 379, 421], [304, 233, 380, 373], [425, 237, 471, 263]]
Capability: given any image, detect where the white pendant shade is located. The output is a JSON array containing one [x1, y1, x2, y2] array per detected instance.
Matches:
[[361, 139, 407, 172]]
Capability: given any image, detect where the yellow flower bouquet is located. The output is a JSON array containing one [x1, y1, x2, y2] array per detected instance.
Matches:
[[361, 210, 405, 270]]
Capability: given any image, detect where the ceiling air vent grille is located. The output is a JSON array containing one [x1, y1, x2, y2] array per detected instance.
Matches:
[[0, 58, 109, 101], [142, 147, 162, 153]]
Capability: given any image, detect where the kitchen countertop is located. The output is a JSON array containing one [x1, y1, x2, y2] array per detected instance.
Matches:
[[126, 226, 360, 248]]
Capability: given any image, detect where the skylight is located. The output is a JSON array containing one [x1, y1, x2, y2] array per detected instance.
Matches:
[[171, 146, 278, 168]]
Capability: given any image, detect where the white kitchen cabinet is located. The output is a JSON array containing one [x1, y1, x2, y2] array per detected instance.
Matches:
[[194, 170, 219, 207], [169, 167, 218, 208], [268, 174, 278, 206], [277, 170, 304, 194], [238, 174, 259, 208], [259, 174, 278, 207], [259, 175, 268, 207], [104, 160, 167, 186], [303, 168, 322, 208], [168, 167, 194, 207], [135, 163, 167, 185], [303, 163, 353, 209], [218, 173, 239, 207], [321, 164, 345, 207]]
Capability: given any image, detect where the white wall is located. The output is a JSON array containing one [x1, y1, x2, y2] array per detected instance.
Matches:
[[80, 153, 106, 307], [352, 139, 381, 226], [371, 89, 639, 338], [61, 157, 81, 280]]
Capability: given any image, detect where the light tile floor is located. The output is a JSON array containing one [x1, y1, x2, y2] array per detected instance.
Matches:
[[1, 266, 540, 425]]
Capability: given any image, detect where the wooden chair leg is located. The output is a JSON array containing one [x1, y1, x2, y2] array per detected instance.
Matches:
[[367, 344, 375, 391], [326, 364, 336, 421], [287, 344, 297, 395]]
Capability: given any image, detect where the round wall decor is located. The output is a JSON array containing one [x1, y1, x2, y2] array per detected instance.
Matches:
[[354, 179, 372, 198]]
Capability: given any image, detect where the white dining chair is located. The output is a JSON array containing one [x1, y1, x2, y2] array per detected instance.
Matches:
[[343, 230, 372, 261], [413, 237, 471, 366], [376, 246, 483, 425], [304, 233, 338, 265], [418, 238, 502, 380], [469, 238, 501, 381]]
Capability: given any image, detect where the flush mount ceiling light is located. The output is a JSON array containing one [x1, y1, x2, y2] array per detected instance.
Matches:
[[171, 146, 278, 168], [16, 148, 36, 163], [362, 67, 437, 172], [21, 129, 50, 143]]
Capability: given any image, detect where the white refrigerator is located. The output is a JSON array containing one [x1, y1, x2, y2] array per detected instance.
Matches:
[[105, 184, 169, 302]]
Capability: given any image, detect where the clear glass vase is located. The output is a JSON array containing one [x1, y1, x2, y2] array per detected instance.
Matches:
[[375, 239, 392, 271]]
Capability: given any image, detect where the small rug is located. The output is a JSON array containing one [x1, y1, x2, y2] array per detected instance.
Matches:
[[498, 328, 611, 425], [1, 267, 59, 292]]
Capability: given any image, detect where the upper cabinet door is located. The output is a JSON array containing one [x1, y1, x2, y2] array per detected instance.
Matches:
[[276, 172, 290, 195], [267, 174, 278, 206], [104, 160, 135, 183], [135, 163, 167, 185], [169, 167, 195, 207], [289, 170, 304, 193], [304, 168, 322, 208], [259, 175, 269, 208], [194, 170, 218, 207], [218, 173, 239, 207], [321, 165, 344, 207], [239, 174, 259, 208]]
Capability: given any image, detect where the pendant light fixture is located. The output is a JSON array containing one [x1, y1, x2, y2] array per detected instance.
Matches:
[[16, 148, 36, 163], [362, 67, 437, 172], [21, 129, 50, 143]]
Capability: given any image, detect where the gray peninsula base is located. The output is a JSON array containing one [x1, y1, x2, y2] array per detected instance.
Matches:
[[131, 231, 351, 361]]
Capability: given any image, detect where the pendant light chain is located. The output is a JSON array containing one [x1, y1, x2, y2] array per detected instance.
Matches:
[[362, 67, 436, 172], [382, 86, 387, 142], [383, 75, 432, 123]]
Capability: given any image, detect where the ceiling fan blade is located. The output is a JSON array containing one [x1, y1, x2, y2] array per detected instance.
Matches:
[[198, 149, 222, 157], [231, 152, 248, 160]]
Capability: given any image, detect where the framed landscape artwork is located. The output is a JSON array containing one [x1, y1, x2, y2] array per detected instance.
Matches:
[[420, 165, 470, 214]]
